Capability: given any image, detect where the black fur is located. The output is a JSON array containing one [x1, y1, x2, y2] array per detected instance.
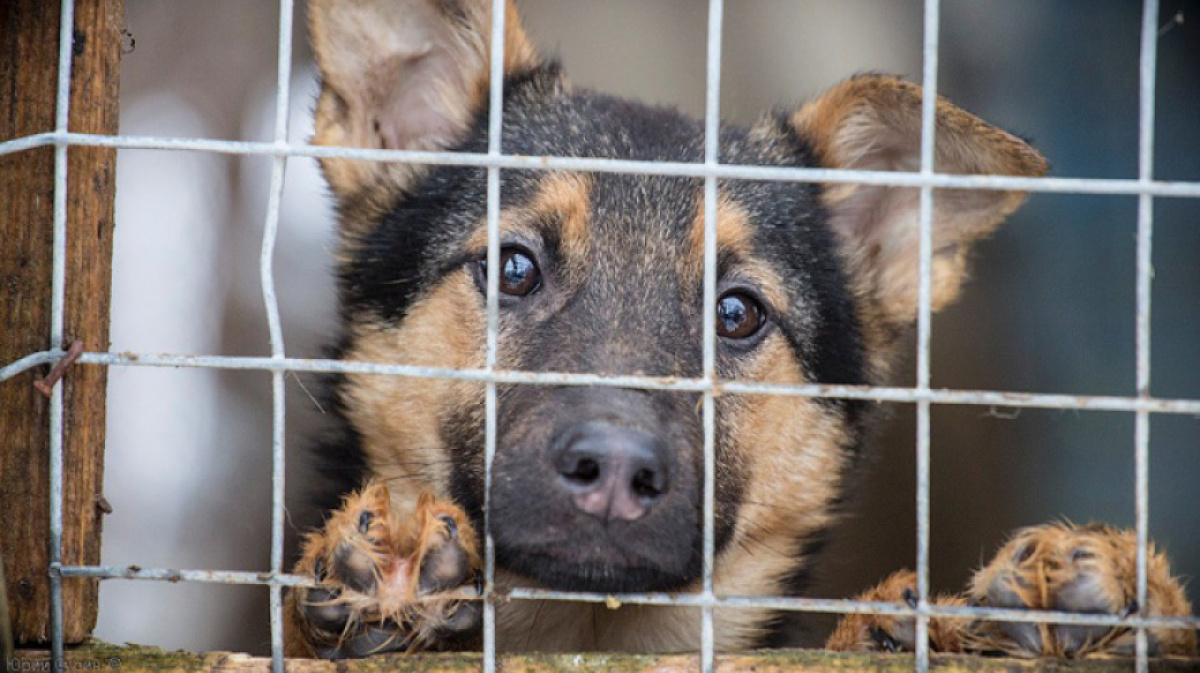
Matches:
[[321, 62, 874, 608], [340, 65, 867, 396]]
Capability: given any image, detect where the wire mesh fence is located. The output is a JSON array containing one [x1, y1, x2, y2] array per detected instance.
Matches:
[[2, 0, 1199, 672]]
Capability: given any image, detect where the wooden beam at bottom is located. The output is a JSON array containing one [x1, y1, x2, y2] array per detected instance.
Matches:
[[11, 644, 1200, 673]]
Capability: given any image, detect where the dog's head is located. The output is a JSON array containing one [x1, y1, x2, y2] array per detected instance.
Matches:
[[311, 0, 1045, 595]]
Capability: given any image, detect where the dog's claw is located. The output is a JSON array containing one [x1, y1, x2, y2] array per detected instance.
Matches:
[[1119, 599, 1138, 620], [440, 514, 459, 540], [285, 483, 482, 658], [869, 626, 902, 653], [316, 621, 413, 660]]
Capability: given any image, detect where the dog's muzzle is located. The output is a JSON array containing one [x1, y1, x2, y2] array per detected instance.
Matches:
[[487, 387, 702, 593]]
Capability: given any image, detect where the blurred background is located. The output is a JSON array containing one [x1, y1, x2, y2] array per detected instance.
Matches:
[[96, 0, 1199, 652]]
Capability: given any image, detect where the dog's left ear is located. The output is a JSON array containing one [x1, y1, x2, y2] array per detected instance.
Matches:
[[784, 75, 1047, 331]]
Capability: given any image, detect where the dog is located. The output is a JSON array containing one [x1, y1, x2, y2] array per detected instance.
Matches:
[[273, 0, 1105, 658]]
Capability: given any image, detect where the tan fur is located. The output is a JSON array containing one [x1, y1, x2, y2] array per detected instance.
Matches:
[[295, 1, 1058, 658], [347, 172, 593, 499], [310, 0, 539, 236], [682, 194, 789, 314], [325, 219, 852, 653], [343, 276, 487, 515], [711, 333, 853, 646], [966, 522, 1196, 658], [464, 171, 593, 270], [686, 195, 754, 266], [529, 172, 593, 264], [285, 483, 480, 656], [792, 75, 1049, 370], [796, 76, 1046, 182], [501, 334, 850, 652], [825, 569, 969, 653], [828, 524, 1197, 659]]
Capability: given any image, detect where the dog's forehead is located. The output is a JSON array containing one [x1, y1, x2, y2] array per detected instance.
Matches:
[[502, 88, 706, 164], [583, 173, 697, 249], [497, 89, 826, 267]]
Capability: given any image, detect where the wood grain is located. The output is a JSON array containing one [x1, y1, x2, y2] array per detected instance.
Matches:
[[14, 644, 1200, 673], [1, 0, 122, 645]]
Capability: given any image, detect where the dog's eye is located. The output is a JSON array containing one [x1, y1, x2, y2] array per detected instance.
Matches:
[[716, 291, 766, 340], [479, 247, 541, 297]]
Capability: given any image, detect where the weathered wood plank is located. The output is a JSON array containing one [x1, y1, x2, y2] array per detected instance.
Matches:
[[0, 0, 123, 645], [11, 644, 1200, 673]]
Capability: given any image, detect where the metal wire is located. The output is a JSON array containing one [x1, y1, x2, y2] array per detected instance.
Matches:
[[11, 1, 1195, 671], [8, 349, 1200, 414], [263, 3, 295, 672], [1133, 2, 1160, 671], [482, 0, 507, 669], [48, 1, 76, 670], [6, 130, 1200, 198], [48, 562, 1200, 630], [700, 0, 724, 670], [913, 0, 941, 668]]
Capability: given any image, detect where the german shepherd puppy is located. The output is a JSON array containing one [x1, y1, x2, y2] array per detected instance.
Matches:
[[284, 0, 1056, 658]]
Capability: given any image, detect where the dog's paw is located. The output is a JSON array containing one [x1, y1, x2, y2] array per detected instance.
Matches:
[[285, 483, 482, 658], [826, 570, 968, 654], [965, 522, 1197, 659]]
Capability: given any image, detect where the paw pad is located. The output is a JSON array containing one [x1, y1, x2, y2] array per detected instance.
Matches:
[[285, 483, 482, 658]]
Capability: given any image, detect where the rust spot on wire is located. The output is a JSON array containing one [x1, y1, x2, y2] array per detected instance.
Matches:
[[33, 340, 84, 397]]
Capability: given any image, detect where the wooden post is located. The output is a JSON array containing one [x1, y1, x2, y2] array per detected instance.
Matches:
[[0, 0, 122, 645]]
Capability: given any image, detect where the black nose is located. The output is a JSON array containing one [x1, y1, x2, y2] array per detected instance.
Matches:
[[552, 421, 671, 523]]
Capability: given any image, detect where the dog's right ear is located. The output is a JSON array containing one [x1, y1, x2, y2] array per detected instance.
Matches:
[[309, 0, 538, 200]]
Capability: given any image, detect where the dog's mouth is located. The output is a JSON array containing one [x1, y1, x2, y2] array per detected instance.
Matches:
[[494, 534, 701, 594], [452, 463, 705, 593]]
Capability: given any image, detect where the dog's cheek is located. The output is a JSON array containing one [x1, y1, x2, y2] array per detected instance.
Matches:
[[715, 336, 852, 593], [341, 272, 487, 513]]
